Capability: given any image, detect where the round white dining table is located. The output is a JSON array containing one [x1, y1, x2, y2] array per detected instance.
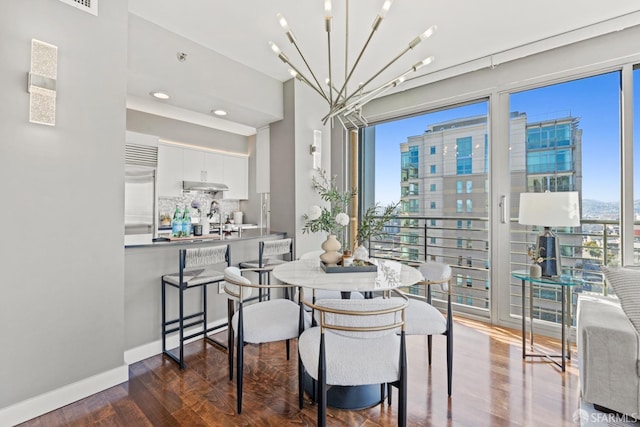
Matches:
[[271, 257, 424, 410], [271, 257, 423, 293]]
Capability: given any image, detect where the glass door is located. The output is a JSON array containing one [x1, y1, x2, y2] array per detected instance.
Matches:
[[505, 72, 621, 329], [361, 100, 491, 319]]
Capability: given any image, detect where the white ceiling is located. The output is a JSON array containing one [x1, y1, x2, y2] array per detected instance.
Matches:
[[127, 0, 640, 133]]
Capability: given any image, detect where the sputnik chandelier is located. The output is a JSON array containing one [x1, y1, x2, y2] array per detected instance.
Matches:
[[269, 0, 436, 128]]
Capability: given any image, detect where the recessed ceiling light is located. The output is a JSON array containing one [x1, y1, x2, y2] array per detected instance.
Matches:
[[150, 91, 170, 100], [212, 109, 227, 116]]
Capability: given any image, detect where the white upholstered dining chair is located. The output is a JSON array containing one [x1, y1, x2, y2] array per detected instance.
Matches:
[[223, 266, 310, 414], [298, 291, 410, 426], [402, 261, 453, 396]]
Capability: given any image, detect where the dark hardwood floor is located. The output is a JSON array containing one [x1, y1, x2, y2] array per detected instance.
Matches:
[[19, 317, 580, 426]]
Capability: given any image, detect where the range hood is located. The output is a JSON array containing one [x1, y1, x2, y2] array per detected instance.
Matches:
[[183, 181, 229, 193]]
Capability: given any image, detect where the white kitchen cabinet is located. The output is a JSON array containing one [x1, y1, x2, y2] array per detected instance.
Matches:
[[157, 143, 183, 197], [223, 155, 248, 200], [183, 148, 205, 182], [204, 152, 224, 183], [158, 143, 246, 199], [183, 148, 225, 183]]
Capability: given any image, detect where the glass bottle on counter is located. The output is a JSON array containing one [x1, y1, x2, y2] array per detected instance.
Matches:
[[171, 205, 182, 237], [182, 206, 191, 237]]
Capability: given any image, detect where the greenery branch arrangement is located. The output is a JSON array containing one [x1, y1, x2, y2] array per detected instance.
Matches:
[[355, 201, 400, 248], [302, 170, 356, 236], [303, 170, 399, 250]]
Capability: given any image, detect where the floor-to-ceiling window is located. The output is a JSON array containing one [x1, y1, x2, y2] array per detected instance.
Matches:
[[361, 101, 491, 318], [508, 72, 621, 324], [357, 52, 638, 333]]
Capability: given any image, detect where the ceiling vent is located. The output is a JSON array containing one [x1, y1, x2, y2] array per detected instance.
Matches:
[[58, 0, 98, 16]]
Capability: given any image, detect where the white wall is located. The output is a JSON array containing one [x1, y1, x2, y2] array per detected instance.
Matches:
[[270, 79, 334, 257], [294, 81, 334, 257], [0, 0, 128, 423]]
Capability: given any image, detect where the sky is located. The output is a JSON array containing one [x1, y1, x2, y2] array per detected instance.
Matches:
[[373, 70, 640, 206]]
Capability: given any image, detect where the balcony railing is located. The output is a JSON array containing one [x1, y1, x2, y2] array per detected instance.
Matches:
[[366, 215, 622, 325]]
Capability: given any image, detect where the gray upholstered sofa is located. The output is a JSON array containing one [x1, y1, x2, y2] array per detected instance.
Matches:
[[577, 290, 640, 416]]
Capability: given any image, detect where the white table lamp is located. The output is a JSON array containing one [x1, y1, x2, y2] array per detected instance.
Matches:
[[518, 192, 580, 277]]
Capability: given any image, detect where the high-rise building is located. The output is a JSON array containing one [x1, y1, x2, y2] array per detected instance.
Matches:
[[397, 113, 582, 313]]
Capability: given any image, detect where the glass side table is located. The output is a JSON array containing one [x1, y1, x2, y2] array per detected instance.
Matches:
[[511, 270, 578, 371]]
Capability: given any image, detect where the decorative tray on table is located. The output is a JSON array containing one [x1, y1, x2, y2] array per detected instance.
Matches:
[[320, 260, 378, 273]]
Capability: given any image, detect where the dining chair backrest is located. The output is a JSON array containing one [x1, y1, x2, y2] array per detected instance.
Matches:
[[313, 297, 407, 339], [418, 261, 452, 292], [224, 266, 253, 301]]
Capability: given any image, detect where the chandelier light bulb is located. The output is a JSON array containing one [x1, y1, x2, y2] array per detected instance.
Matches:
[[277, 13, 290, 31], [289, 69, 298, 77], [324, 0, 332, 17], [269, 41, 281, 55], [379, 0, 394, 18], [413, 56, 434, 71], [419, 25, 438, 42]]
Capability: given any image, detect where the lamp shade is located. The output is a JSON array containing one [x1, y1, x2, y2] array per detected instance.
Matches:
[[518, 192, 580, 227]]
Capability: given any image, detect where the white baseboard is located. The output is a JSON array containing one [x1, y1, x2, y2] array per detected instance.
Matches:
[[124, 318, 228, 365], [0, 364, 128, 427]]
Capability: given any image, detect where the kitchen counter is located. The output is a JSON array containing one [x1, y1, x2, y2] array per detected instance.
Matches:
[[124, 229, 287, 363], [125, 227, 271, 248]]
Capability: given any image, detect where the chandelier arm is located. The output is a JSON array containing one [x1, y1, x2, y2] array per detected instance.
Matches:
[[345, 114, 359, 129], [327, 83, 394, 122], [328, 82, 343, 100], [324, 60, 420, 122], [334, 28, 377, 105], [335, 0, 394, 105], [286, 60, 330, 102], [337, 45, 411, 109], [289, 40, 330, 101], [336, 26, 436, 109], [327, 31, 333, 106], [344, 0, 349, 97]]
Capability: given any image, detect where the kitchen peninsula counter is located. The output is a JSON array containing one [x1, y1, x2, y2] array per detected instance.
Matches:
[[124, 228, 275, 248], [124, 229, 286, 364]]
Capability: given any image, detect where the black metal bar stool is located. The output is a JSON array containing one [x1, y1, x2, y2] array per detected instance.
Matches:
[[239, 238, 294, 301], [161, 244, 230, 369]]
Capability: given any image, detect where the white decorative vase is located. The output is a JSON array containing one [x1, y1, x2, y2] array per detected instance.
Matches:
[[530, 263, 542, 278], [353, 244, 369, 261], [320, 234, 342, 265]]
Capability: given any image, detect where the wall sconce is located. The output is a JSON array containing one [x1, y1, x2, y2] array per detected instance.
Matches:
[[28, 39, 58, 126], [310, 129, 322, 170]]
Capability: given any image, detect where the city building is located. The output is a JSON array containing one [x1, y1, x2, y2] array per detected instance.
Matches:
[[396, 113, 583, 316]]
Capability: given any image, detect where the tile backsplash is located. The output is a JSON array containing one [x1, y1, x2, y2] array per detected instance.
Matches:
[[159, 194, 239, 224]]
